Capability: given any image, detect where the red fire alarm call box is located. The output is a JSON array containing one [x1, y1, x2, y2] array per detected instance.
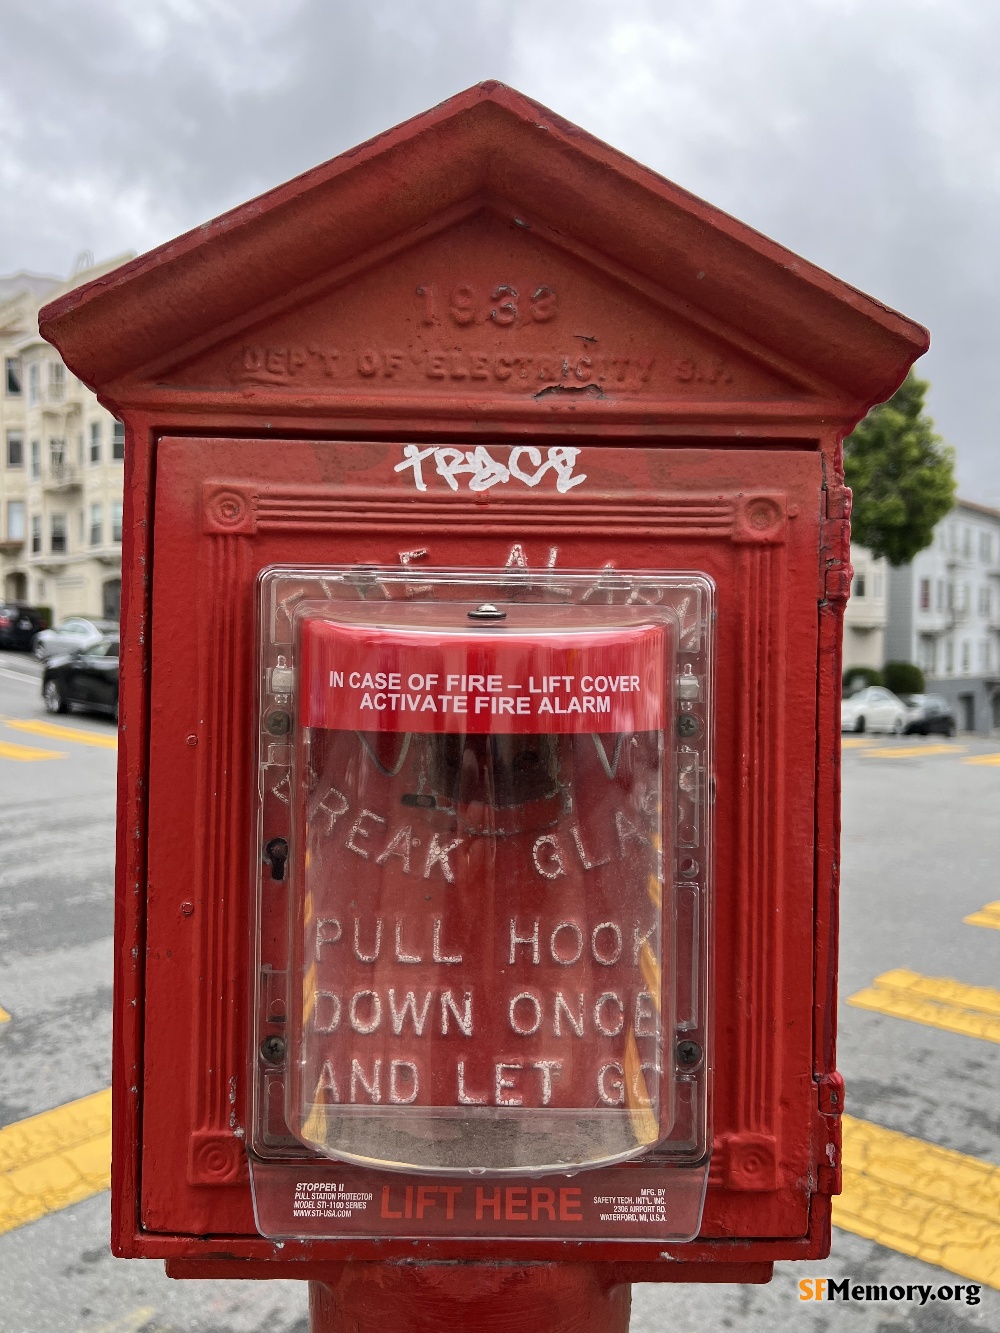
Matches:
[[39, 83, 928, 1290]]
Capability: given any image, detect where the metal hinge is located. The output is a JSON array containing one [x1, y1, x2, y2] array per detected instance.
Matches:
[[820, 485, 853, 603], [817, 1070, 844, 1115], [815, 1072, 844, 1195]]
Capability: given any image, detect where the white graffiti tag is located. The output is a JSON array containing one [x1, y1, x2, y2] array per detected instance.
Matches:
[[394, 445, 587, 494]]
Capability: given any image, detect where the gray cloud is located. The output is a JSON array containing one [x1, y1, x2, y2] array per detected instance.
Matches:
[[2, 0, 997, 497]]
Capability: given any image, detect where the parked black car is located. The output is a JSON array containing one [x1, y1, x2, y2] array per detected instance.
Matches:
[[42, 637, 119, 719], [0, 603, 49, 651], [902, 693, 957, 736]]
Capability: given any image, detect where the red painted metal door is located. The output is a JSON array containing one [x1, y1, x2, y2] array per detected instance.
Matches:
[[141, 435, 821, 1254]]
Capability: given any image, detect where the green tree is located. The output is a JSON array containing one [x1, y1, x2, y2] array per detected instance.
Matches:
[[843, 370, 956, 566]]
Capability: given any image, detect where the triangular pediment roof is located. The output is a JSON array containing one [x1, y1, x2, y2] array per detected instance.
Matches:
[[40, 82, 926, 416]]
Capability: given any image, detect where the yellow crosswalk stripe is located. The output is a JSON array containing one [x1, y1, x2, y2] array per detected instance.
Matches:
[[646, 872, 661, 910], [965, 901, 1000, 931], [0, 740, 66, 762], [78, 1308, 157, 1333], [639, 939, 661, 1012], [964, 753, 1000, 766], [0, 1089, 111, 1235], [0, 1005, 10, 1024], [847, 969, 1000, 1043], [4, 718, 117, 750], [834, 1115, 1000, 1289], [861, 743, 965, 759], [841, 737, 874, 748]]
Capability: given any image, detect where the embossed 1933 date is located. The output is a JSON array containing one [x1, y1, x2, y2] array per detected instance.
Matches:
[[416, 283, 557, 326]]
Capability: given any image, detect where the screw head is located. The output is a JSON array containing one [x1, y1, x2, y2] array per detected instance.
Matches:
[[180, 900, 194, 917], [468, 603, 507, 621], [676, 1039, 703, 1068], [677, 714, 702, 738], [261, 1035, 286, 1064], [265, 710, 291, 736]]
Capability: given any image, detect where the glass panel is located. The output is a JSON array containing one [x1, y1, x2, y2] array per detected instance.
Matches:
[[7, 501, 24, 541], [290, 611, 669, 1174]]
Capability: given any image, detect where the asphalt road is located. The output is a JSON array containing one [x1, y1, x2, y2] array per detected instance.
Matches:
[[0, 653, 307, 1333], [0, 651, 997, 1332]]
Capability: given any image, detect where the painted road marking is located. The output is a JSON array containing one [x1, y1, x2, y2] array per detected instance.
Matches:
[[0, 667, 40, 685], [0, 739, 66, 762], [0, 1088, 111, 1235], [964, 753, 1000, 766], [76, 1309, 157, 1333], [4, 718, 117, 750], [0, 1004, 9, 1024], [841, 737, 874, 748], [834, 1115, 1000, 1289], [847, 969, 1000, 1044], [965, 901, 1000, 932], [861, 743, 965, 759]]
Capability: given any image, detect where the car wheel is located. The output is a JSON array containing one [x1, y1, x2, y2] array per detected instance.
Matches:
[[947, 720, 956, 737], [32, 637, 47, 661], [854, 716, 866, 734], [891, 716, 904, 735], [43, 680, 68, 714]]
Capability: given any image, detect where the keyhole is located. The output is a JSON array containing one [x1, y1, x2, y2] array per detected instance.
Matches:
[[264, 837, 289, 882]]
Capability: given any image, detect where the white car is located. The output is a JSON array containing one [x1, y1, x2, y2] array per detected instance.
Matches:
[[32, 616, 118, 661], [840, 686, 908, 735]]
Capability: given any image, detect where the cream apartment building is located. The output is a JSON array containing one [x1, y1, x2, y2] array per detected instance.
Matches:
[[886, 499, 1000, 733], [0, 256, 132, 625], [843, 542, 888, 682]]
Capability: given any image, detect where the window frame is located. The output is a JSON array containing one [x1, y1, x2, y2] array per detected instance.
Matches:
[[89, 502, 103, 547], [4, 356, 22, 397], [47, 361, 65, 402], [6, 431, 23, 469], [50, 512, 68, 555], [7, 500, 25, 542]]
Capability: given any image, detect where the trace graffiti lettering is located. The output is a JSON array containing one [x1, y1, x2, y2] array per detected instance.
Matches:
[[394, 444, 586, 494]]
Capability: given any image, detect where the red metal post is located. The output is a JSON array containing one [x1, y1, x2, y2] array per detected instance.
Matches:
[[308, 1263, 630, 1333]]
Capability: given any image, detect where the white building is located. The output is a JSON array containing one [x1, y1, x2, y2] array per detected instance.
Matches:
[[843, 543, 888, 686], [885, 499, 1000, 733], [0, 256, 132, 624]]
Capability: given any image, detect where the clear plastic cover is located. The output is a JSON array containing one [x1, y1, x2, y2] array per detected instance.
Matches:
[[250, 567, 714, 1235]]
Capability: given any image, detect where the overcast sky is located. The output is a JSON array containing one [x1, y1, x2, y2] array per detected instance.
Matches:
[[2, 0, 997, 499]]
